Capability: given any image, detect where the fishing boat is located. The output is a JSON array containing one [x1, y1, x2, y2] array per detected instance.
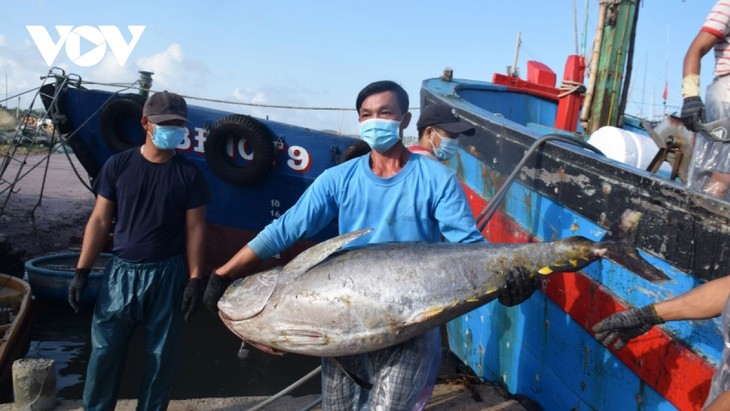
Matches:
[[422, 1, 729, 410], [0, 273, 33, 402], [24, 252, 112, 306], [27, 70, 360, 272]]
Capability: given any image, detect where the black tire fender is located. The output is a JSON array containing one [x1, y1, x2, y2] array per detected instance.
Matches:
[[204, 114, 275, 186], [100, 93, 146, 153]]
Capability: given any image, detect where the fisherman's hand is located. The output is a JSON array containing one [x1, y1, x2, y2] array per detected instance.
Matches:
[[203, 270, 232, 314], [592, 304, 664, 350], [181, 277, 203, 322], [68, 268, 91, 313], [680, 96, 706, 132], [498, 266, 542, 307]]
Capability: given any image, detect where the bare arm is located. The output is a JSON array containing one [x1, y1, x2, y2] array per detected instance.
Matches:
[[654, 275, 730, 321], [706, 389, 730, 411], [76, 195, 115, 269], [683, 31, 718, 78], [185, 205, 207, 280]]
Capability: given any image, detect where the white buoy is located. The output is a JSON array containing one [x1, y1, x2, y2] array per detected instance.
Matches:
[[12, 358, 57, 411]]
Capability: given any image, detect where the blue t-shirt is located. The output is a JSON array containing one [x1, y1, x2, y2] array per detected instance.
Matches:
[[93, 148, 210, 263], [248, 152, 484, 260]]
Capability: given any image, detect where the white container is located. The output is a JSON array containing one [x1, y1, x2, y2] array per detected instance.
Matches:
[[587, 126, 671, 172]]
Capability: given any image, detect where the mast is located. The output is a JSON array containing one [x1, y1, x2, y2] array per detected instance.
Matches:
[[509, 32, 522, 77], [581, 0, 640, 134]]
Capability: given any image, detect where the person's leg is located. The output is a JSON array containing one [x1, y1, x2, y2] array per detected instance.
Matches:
[[368, 329, 441, 411], [137, 256, 187, 411], [83, 259, 137, 411], [321, 355, 366, 411]]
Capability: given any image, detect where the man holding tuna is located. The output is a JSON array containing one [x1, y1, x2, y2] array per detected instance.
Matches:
[[204, 80, 541, 410]]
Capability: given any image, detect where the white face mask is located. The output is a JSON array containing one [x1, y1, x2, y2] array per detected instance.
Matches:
[[359, 118, 401, 152], [430, 129, 459, 160]]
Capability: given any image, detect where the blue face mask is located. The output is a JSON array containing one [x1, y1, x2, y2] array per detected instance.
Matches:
[[430, 130, 459, 160], [359, 118, 401, 152], [150, 125, 187, 150]]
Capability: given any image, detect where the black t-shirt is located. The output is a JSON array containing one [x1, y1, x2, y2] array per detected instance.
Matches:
[[93, 148, 210, 263]]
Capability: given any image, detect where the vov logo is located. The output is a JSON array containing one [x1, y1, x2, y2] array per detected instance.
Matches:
[[26, 25, 145, 67]]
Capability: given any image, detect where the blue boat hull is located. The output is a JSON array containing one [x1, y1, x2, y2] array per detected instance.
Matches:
[[422, 75, 727, 410]]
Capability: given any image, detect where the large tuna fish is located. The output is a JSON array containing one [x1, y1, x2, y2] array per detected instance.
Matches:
[[217, 209, 667, 357]]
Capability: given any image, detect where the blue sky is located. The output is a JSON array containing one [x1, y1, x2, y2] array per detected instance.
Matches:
[[0, 0, 717, 136]]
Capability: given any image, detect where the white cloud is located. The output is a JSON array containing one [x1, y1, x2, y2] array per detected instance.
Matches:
[[88, 53, 138, 85], [136, 43, 210, 93]]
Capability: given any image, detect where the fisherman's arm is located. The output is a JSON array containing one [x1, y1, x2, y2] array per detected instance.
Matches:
[[77, 195, 114, 269], [681, 31, 717, 131], [683, 31, 716, 79], [593, 275, 730, 350], [706, 389, 730, 411], [204, 239, 264, 314], [70, 195, 114, 312], [204, 172, 338, 313], [655, 275, 730, 321], [185, 205, 207, 280], [181, 205, 207, 322], [435, 174, 485, 244]]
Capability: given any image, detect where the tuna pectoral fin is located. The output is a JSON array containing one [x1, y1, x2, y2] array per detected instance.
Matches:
[[284, 228, 373, 275], [599, 210, 670, 283], [247, 340, 286, 356]]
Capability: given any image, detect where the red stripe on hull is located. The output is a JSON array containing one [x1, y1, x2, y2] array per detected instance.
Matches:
[[462, 183, 714, 410]]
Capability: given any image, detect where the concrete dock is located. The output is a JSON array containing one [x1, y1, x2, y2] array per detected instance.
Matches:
[[0, 380, 527, 411], [0, 349, 530, 410]]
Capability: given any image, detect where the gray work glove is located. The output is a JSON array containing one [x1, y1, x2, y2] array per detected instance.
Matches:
[[203, 271, 232, 314], [181, 277, 203, 322], [592, 304, 664, 350], [680, 96, 706, 132], [68, 268, 91, 313], [498, 266, 543, 307]]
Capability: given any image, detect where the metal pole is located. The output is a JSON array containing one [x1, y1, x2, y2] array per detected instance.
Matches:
[[511, 32, 522, 77], [138, 71, 154, 98]]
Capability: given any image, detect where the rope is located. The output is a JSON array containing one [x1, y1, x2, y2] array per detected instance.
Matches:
[[0, 87, 42, 105], [64, 79, 424, 112], [557, 80, 586, 98]]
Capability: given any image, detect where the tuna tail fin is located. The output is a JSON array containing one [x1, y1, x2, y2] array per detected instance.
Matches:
[[599, 209, 670, 282]]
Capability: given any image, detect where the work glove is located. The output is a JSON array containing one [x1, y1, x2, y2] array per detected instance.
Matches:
[[680, 96, 706, 132], [68, 268, 91, 313], [592, 304, 664, 350], [181, 277, 203, 322], [498, 266, 542, 307], [203, 271, 232, 314]]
